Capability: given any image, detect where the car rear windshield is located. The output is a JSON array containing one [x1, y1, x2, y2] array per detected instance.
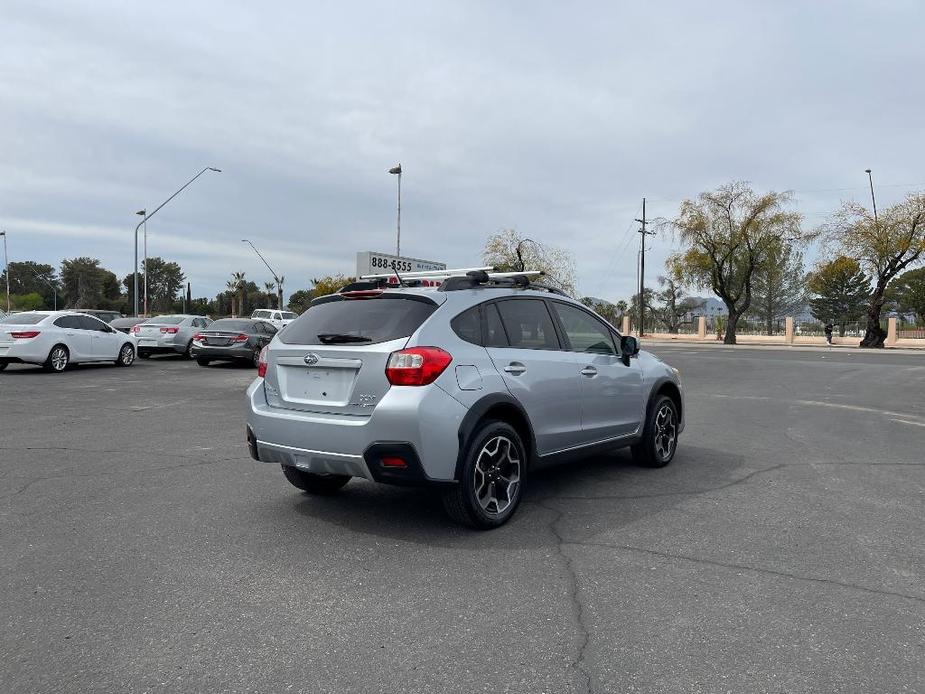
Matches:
[[279, 296, 436, 345], [0, 313, 46, 325], [209, 319, 254, 332], [143, 316, 184, 325], [280, 312, 297, 319]]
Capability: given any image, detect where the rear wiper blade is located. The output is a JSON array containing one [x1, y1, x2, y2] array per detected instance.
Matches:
[[316, 333, 372, 344]]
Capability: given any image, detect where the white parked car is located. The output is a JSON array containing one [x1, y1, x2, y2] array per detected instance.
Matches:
[[250, 309, 297, 329], [0, 311, 138, 372]]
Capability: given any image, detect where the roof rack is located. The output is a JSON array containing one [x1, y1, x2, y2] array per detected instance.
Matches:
[[355, 266, 570, 296]]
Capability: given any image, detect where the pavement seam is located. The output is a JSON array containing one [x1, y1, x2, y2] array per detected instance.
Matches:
[[571, 539, 925, 605], [535, 500, 594, 694]]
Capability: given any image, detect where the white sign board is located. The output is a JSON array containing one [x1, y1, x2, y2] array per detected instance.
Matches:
[[356, 251, 447, 277]]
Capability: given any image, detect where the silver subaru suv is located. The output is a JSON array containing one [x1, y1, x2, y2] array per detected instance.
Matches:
[[245, 270, 684, 529]]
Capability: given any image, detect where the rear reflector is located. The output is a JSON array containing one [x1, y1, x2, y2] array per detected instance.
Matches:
[[385, 347, 452, 386], [192, 333, 204, 342], [160, 327, 179, 334], [233, 333, 249, 343], [380, 456, 407, 469], [10, 331, 41, 339]]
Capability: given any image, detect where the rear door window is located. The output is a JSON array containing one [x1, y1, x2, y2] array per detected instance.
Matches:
[[496, 299, 560, 350], [484, 304, 509, 347], [279, 296, 437, 345]]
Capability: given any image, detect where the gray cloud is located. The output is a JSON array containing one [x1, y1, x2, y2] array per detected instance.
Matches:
[[2, 0, 923, 302]]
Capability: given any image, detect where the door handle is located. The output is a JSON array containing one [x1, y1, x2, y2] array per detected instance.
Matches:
[[503, 363, 526, 375], [580, 366, 598, 377]]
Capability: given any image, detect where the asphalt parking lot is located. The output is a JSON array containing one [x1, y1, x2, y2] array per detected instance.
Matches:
[[2, 346, 923, 693]]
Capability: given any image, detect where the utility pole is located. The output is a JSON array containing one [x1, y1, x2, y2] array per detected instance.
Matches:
[[635, 198, 655, 336], [389, 164, 402, 256], [0, 231, 9, 313]]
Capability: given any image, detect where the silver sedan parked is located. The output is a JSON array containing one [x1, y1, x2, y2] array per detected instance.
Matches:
[[132, 315, 212, 359]]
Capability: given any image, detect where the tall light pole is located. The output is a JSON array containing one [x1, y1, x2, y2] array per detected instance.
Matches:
[[389, 164, 402, 256], [136, 209, 147, 316], [134, 166, 221, 316], [0, 231, 9, 313], [864, 169, 879, 228], [241, 239, 283, 309]]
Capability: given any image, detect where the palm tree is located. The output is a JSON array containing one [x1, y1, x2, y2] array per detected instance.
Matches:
[[263, 281, 276, 308], [225, 279, 238, 316], [277, 275, 285, 310], [232, 271, 247, 317]]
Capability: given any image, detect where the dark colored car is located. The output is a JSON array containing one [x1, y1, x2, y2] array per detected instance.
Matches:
[[111, 317, 147, 334], [191, 318, 277, 367], [78, 309, 123, 324]]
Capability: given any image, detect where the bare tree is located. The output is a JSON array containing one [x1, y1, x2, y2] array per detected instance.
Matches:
[[824, 192, 925, 347], [670, 182, 806, 344], [482, 229, 578, 296]]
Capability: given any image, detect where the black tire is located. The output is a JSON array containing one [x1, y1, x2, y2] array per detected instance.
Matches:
[[0, 362, 8, 371], [43, 344, 70, 373], [115, 343, 135, 367], [138, 350, 151, 359], [251, 347, 261, 368], [196, 357, 211, 367], [631, 394, 679, 468], [281, 465, 351, 495], [442, 420, 525, 529], [182, 341, 193, 359]]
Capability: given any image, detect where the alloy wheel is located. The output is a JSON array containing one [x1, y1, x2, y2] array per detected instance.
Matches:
[[50, 347, 68, 372], [654, 403, 677, 461], [473, 435, 522, 515], [120, 344, 135, 365]]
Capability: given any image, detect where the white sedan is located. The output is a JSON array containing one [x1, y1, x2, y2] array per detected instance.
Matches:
[[0, 311, 138, 373]]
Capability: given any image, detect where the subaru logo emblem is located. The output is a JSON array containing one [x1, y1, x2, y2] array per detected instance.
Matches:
[[304, 353, 319, 366]]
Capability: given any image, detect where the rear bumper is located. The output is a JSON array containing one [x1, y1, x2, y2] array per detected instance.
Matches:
[[245, 378, 467, 482], [192, 345, 253, 361], [136, 337, 186, 354]]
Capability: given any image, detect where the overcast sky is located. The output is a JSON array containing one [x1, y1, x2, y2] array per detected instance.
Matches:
[[2, 0, 923, 303]]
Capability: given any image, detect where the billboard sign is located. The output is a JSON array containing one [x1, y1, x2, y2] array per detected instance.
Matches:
[[356, 251, 447, 277]]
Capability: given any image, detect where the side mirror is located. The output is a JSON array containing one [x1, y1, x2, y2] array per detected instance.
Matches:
[[620, 335, 640, 362]]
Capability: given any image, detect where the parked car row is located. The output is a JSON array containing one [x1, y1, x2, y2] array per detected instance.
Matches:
[[0, 311, 279, 373]]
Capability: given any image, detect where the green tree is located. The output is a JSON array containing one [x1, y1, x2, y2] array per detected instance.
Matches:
[[580, 297, 620, 326], [142, 257, 185, 313], [807, 256, 871, 336], [263, 281, 277, 309], [888, 267, 925, 324], [748, 239, 806, 335], [60, 257, 122, 309], [824, 192, 925, 347], [670, 182, 806, 344], [311, 274, 354, 297], [1, 261, 59, 308], [11, 292, 46, 310], [287, 289, 313, 314], [482, 229, 578, 296]]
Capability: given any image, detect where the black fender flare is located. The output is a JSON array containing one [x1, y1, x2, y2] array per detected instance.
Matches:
[[644, 377, 682, 423], [454, 392, 538, 481]]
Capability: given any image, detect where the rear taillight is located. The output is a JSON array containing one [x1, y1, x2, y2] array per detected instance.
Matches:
[[233, 333, 249, 343], [192, 333, 204, 342], [10, 331, 41, 339], [160, 327, 179, 334], [131, 325, 141, 334], [385, 347, 452, 386], [257, 346, 268, 377]]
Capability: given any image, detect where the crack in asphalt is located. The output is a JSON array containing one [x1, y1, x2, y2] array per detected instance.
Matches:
[[569, 539, 925, 605], [535, 500, 594, 694]]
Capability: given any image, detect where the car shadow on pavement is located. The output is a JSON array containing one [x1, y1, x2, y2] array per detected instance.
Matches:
[[285, 444, 747, 549]]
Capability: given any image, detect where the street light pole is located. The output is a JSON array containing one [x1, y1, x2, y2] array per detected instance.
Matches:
[[389, 164, 402, 256], [864, 169, 879, 227], [0, 231, 9, 313], [134, 166, 221, 316], [136, 209, 147, 316], [241, 239, 283, 310]]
